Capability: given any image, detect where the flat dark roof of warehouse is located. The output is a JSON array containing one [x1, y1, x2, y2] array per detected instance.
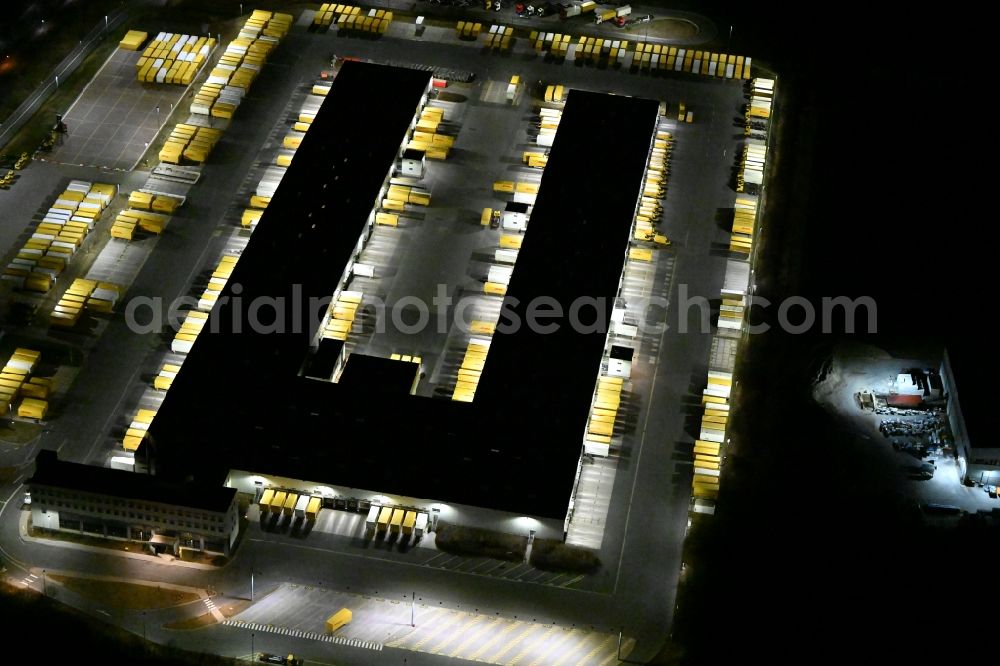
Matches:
[[945, 346, 996, 449], [29, 450, 236, 513], [149, 67, 658, 519]]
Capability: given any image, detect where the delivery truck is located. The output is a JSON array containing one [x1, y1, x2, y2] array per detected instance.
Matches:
[[594, 4, 630, 25]]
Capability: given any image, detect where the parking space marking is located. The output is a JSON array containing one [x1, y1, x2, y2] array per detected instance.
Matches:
[[493, 623, 541, 663], [469, 620, 524, 662], [224, 619, 383, 651], [527, 626, 579, 666], [431, 613, 482, 654], [449, 615, 504, 659], [549, 628, 591, 666], [412, 610, 468, 650], [560, 574, 586, 588], [507, 624, 558, 666], [575, 633, 614, 666]]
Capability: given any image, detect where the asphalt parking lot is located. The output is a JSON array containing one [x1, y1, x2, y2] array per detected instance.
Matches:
[[227, 583, 631, 664], [6, 14, 751, 663], [45, 48, 197, 171]]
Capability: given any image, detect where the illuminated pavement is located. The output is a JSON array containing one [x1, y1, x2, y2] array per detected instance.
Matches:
[[225, 583, 632, 665], [2, 10, 749, 664], [45, 48, 203, 171], [247, 506, 590, 590]]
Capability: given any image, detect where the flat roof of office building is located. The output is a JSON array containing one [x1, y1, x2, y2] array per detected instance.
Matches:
[[29, 450, 236, 513], [150, 67, 658, 520]]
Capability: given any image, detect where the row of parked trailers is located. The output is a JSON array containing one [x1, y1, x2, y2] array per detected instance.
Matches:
[[583, 116, 669, 454], [632, 45, 751, 79], [365, 505, 428, 537], [2, 180, 116, 296], [314, 3, 394, 34], [117, 12, 294, 457], [129, 259, 235, 450], [463, 89, 558, 398], [484, 103, 544, 295], [693, 208, 759, 512], [747, 78, 773, 119], [134, 33, 216, 85], [158, 124, 223, 165], [530, 31, 573, 56], [239, 74, 363, 348], [130, 260, 233, 449], [190, 11, 290, 119], [0, 348, 48, 419], [50, 278, 121, 328], [467, 97, 547, 393], [243, 83, 330, 226], [632, 124, 672, 250], [692, 371, 732, 502], [736, 78, 774, 193], [729, 196, 757, 256], [111, 190, 185, 241], [258, 489, 323, 520]]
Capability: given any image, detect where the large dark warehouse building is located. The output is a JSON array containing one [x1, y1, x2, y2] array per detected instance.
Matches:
[[144, 61, 659, 537]]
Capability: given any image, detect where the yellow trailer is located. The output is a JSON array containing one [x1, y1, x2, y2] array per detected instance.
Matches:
[[377, 506, 392, 531], [325, 608, 352, 633], [376, 212, 399, 227], [389, 508, 404, 533], [271, 491, 287, 513], [499, 234, 523, 249], [306, 496, 322, 520], [259, 488, 275, 511], [402, 511, 417, 535], [283, 492, 298, 515], [484, 282, 507, 296], [18, 398, 48, 420]]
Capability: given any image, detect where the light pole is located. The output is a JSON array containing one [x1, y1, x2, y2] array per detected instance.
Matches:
[[251, 632, 254, 661], [250, 570, 254, 602], [410, 591, 415, 627], [41, 570, 46, 596]]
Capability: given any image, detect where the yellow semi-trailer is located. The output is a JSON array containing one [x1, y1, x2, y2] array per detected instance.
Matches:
[[259, 488, 275, 512], [377, 506, 392, 531], [390, 508, 404, 533], [306, 496, 322, 520], [283, 492, 299, 515], [271, 491, 287, 514], [402, 511, 416, 536], [325, 608, 352, 633]]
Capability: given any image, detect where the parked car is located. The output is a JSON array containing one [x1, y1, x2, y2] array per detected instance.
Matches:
[[259, 655, 302, 666]]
